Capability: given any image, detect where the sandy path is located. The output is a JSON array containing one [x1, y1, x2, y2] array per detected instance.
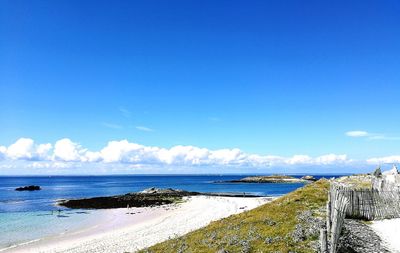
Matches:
[[5, 196, 271, 253], [370, 218, 400, 253]]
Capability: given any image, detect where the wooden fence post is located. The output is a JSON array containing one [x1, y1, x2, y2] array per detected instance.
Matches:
[[320, 228, 328, 253], [329, 192, 349, 253], [326, 192, 331, 235]]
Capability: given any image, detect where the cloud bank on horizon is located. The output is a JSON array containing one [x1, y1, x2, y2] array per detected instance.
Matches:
[[0, 137, 397, 174]]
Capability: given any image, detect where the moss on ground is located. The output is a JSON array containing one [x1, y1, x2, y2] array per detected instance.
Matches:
[[139, 179, 330, 253]]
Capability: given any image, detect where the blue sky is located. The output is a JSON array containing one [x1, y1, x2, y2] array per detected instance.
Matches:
[[1, 0, 400, 174]]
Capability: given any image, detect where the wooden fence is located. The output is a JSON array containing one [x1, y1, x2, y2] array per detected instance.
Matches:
[[321, 181, 400, 253]]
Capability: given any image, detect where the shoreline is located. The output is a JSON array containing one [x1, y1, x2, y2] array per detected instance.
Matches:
[[2, 196, 273, 253]]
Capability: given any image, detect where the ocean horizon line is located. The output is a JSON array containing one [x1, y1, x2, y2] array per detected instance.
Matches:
[[0, 172, 351, 177]]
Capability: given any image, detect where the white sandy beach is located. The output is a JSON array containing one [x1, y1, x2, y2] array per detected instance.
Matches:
[[370, 218, 400, 253], [3, 196, 271, 253]]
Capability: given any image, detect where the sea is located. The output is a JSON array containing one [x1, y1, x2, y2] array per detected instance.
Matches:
[[0, 174, 338, 250]]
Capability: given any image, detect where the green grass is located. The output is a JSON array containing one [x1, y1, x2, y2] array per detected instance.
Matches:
[[335, 175, 373, 189], [139, 179, 330, 253]]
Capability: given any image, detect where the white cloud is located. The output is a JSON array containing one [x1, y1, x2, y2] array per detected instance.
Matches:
[[83, 151, 102, 162], [367, 156, 400, 164], [368, 135, 400, 141], [100, 140, 144, 163], [0, 137, 381, 173], [36, 143, 53, 159], [209, 148, 245, 165], [158, 145, 213, 165], [135, 126, 154, 132], [0, 146, 6, 160], [0, 138, 354, 167], [245, 154, 347, 166], [5, 138, 52, 160], [53, 138, 84, 162], [7, 138, 35, 159], [287, 155, 312, 165], [27, 161, 71, 169], [315, 154, 348, 165], [346, 131, 369, 137], [345, 130, 400, 141]]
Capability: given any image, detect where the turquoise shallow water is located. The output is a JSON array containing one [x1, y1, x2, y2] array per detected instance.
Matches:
[[0, 210, 100, 250]]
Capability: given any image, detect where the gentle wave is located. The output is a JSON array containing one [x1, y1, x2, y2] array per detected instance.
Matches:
[[0, 238, 41, 252]]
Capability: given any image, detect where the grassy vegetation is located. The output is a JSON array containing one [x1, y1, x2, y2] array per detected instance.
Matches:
[[241, 175, 299, 180], [248, 175, 296, 179], [335, 175, 373, 189], [139, 179, 330, 253]]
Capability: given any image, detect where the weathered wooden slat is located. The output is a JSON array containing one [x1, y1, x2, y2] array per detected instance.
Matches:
[[320, 228, 328, 253]]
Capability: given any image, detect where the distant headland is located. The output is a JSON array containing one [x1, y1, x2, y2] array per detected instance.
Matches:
[[220, 175, 317, 183]]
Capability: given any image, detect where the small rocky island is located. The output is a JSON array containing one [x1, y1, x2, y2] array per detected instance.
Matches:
[[15, 185, 41, 191], [59, 188, 197, 209], [58, 187, 261, 209], [225, 175, 317, 183]]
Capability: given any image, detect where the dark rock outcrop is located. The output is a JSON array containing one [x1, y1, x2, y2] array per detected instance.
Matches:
[[59, 188, 199, 209], [15, 185, 41, 191]]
